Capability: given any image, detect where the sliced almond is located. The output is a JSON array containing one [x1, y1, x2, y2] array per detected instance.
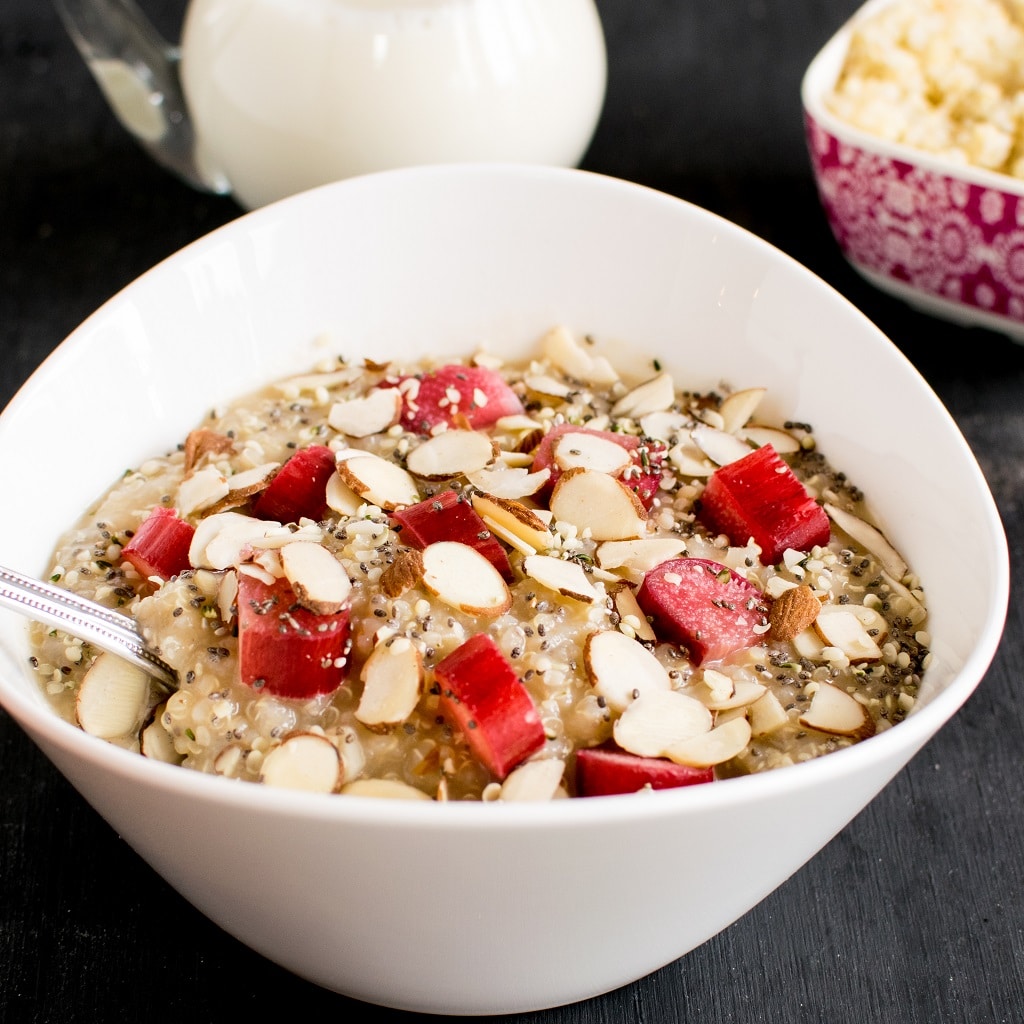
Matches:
[[665, 716, 752, 767], [549, 468, 647, 541], [718, 387, 766, 433], [272, 366, 363, 396], [340, 778, 433, 800], [667, 441, 716, 478], [420, 541, 512, 617], [609, 582, 656, 641], [768, 584, 821, 643], [465, 464, 551, 499], [325, 471, 365, 516], [356, 637, 424, 730], [499, 758, 566, 801], [405, 429, 496, 480], [611, 372, 675, 418], [190, 511, 280, 570], [335, 451, 420, 510], [472, 492, 553, 552], [583, 629, 672, 713], [213, 743, 247, 778], [280, 541, 352, 614], [523, 554, 601, 603], [798, 682, 876, 740], [813, 605, 883, 662], [792, 626, 825, 660], [613, 689, 713, 758], [594, 537, 689, 576], [140, 703, 181, 763], [690, 423, 752, 466], [698, 677, 766, 711], [327, 387, 402, 438], [523, 373, 574, 399], [639, 410, 691, 444], [76, 653, 152, 739], [380, 548, 425, 598], [259, 731, 343, 793], [552, 431, 632, 475], [824, 502, 908, 581], [183, 427, 234, 478], [541, 325, 619, 386], [738, 424, 801, 454], [176, 464, 229, 516], [205, 462, 280, 514], [748, 690, 789, 736]]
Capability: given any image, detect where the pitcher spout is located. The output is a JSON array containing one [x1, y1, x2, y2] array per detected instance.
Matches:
[[52, 0, 230, 195]]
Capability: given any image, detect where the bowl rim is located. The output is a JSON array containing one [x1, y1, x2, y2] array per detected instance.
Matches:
[[0, 163, 1010, 829], [801, 0, 1024, 198]]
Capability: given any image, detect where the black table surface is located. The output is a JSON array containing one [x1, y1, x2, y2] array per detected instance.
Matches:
[[3, 1, 1024, 1021]]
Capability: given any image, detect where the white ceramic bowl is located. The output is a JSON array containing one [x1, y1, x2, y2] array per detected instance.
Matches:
[[0, 165, 1008, 1014], [802, 0, 1024, 341]]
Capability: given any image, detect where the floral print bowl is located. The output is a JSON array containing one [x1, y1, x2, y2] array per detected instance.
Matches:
[[801, 0, 1024, 341]]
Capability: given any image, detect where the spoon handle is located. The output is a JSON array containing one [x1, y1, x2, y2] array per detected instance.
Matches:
[[0, 564, 177, 691]]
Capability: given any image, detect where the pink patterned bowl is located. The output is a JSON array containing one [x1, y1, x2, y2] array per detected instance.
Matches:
[[802, 0, 1024, 341]]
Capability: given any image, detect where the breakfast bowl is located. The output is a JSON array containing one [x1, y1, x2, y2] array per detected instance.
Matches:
[[802, 0, 1024, 341], [0, 164, 1008, 1014]]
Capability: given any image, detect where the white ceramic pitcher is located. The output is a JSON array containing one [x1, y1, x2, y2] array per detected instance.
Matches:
[[54, 0, 608, 209]]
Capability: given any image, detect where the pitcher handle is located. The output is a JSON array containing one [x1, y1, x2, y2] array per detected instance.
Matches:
[[52, 0, 230, 195]]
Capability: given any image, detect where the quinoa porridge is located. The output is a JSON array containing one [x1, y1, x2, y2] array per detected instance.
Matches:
[[30, 326, 929, 801], [827, 0, 1024, 179]]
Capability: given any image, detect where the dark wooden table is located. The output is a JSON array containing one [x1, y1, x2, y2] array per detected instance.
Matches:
[[3, 1, 1023, 1020]]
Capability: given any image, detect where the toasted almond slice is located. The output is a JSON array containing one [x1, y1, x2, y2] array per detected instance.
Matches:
[[594, 537, 689, 576], [327, 387, 402, 438], [380, 548, 425, 598], [420, 541, 512, 617], [524, 373, 574, 399], [749, 690, 789, 736], [205, 462, 280, 514], [613, 689, 713, 758], [798, 682, 876, 740], [667, 441, 716, 478], [699, 677, 766, 711], [549, 468, 647, 541], [609, 582, 656, 641], [584, 629, 672, 713], [499, 758, 566, 801], [523, 554, 600, 603], [190, 511, 277, 570], [542, 325, 620, 385], [823, 502, 908, 580], [700, 668, 735, 704], [336, 451, 420, 510], [718, 387, 767, 433], [176, 464, 229, 516], [406, 429, 496, 480], [259, 731, 343, 793], [792, 626, 825, 660], [340, 778, 433, 800], [76, 653, 152, 739], [664, 716, 752, 767], [639, 410, 691, 444], [325, 471, 365, 516], [738, 424, 801, 453], [551, 431, 632, 476], [472, 492, 553, 552], [813, 605, 883, 662], [465, 464, 551, 499], [356, 637, 424, 730], [280, 541, 352, 614], [691, 423, 752, 466], [611, 372, 675, 418], [847, 603, 890, 642], [183, 427, 235, 478]]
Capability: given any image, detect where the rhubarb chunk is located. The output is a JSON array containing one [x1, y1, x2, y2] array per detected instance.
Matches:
[[390, 490, 513, 580], [698, 444, 830, 566], [251, 445, 337, 523], [575, 742, 713, 797], [434, 633, 544, 779], [237, 574, 351, 698], [530, 424, 665, 508], [121, 506, 195, 582], [390, 365, 524, 435], [636, 557, 769, 665]]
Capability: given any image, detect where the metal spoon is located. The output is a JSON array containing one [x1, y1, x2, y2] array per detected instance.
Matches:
[[0, 564, 177, 691]]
